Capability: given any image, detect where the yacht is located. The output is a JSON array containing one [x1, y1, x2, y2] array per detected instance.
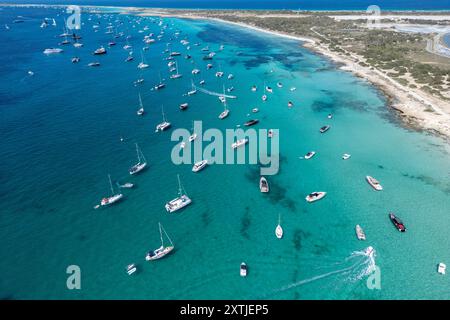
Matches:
[[73, 42, 83, 48], [187, 81, 197, 95], [366, 176, 383, 191], [126, 264, 137, 275], [342, 153, 351, 160], [304, 151, 316, 160], [137, 52, 149, 69], [389, 213, 406, 232], [355, 225, 366, 240], [244, 119, 259, 127], [154, 72, 165, 90], [320, 125, 330, 133], [129, 143, 147, 175], [88, 62, 100, 67], [259, 177, 269, 193], [100, 174, 123, 206], [251, 85, 257, 92], [437, 263, 446, 275], [192, 160, 208, 173], [71, 57, 80, 63], [43, 48, 63, 54], [305, 191, 327, 203], [136, 93, 145, 116], [146, 223, 175, 260], [179, 103, 189, 111], [240, 263, 247, 277], [93, 47, 107, 55], [165, 175, 192, 213], [191, 68, 200, 75], [231, 138, 248, 149], [170, 61, 182, 79]]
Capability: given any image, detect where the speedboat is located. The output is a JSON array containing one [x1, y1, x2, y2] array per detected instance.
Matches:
[[277, 82, 283, 88], [231, 138, 248, 149], [191, 68, 200, 75], [192, 160, 208, 173], [304, 151, 316, 160], [137, 62, 149, 69], [240, 263, 247, 277], [219, 109, 229, 119], [320, 125, 330, 133], [170, 51, 181, 56], [275, 224, 283, 239], [187, 88, 197, 96], [215, 71, 224, 78], [179, 103, 188, 110], [259, 177, 269, 193], [389, 213, 406, 232], [206, 64, 213, 69], [71, 57, 80, 63], [265, 86, 273, 93], [73, 42, 83, 48], [154, 83, 165, 90], [305, 191, 326, 203], [170, 73, 182, 79], [244, 119, 259, 127], [165, 194, 191, 213], [437, 263, 446, 275], [88, 62, 100, 67], [364, 246, 375, 257], [366, 176, 383, 191], [251, 85, 257, 92], [288, 101, 294, 108], [43, 48, 63, 54], [119, 183, 134, 189], [355, 225, 366, 240], [342, 153, 351, 160], [126, 264, 137, 275], [93, 47, 107, 55], [189, 133, 197, 142], [199, 80, 206, 85], [328, 113, 333, 119], [252, 108, 259, 113]]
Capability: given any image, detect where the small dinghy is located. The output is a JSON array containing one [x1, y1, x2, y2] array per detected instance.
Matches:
[[355, 224, 366, 240]]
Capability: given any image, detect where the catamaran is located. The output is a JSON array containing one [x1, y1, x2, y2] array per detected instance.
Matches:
[[100, 174, 123, 206], [165, 175, 192, 213], [136, 93, 145, 116], [129, 143, 147, 175], [145, 223, 174, 261], [155, 106, 171, 132]]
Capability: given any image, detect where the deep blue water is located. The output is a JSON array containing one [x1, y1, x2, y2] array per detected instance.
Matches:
[[5, 0, 450, 11]]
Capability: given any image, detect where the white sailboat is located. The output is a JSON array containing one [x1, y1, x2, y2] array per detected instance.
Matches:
[[136, 93, 145, 116], [275, 214, 283, 239], [262, 81, 267, 101], [189, 121, 197, 142], [137, 51, 149, 69], [155, 105, 171, 132], [145, 223, 174, 261], [187, 80, 197, 95], [129, 143, 147, 175], [100, 174, 123, 207], [154, 72, 166, 90], [165, 174, 192, 213], [170, 60, 182, 79], [218, 85, 230, 119]]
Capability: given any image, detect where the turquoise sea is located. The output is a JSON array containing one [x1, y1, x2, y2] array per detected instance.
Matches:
[[1, 5, 450, 300]]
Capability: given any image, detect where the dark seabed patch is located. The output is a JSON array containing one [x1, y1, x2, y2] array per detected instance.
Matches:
[[240, 206, 251, 239], [292, 229, 310, 251], [401, 172, 450, 194], [201, 210, 211, 227], [312, 243, 331, 255]]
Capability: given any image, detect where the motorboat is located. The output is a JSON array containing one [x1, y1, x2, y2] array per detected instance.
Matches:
[[252, 108, 259, 113], [43, 48, 63, 54], [93, 47, 107, 55], [179, 103, 189, 111], [277, 82, 283, 88], [268, 129, 274, 138], [304, 151, 316, 160], [126, 264, 137, 275], [88, 62, 100, 67], [240, 263, 247, 277], [437, 263, 446, 275], [342, 153, 351, 160], [251, 85, 257, 92], [320, 125, 330, 133], [389, 213, 406, 232], [71, 57, 80, 63], [259, 177, 269, 193], [366, 176, 383, 191], [192, 160, 208, 173], [231, 138, 248, 149], [244, 119, 259, 127], [189, 133, 197, 142], [305, 191, 327, 203], [355, 225, 366, 240]]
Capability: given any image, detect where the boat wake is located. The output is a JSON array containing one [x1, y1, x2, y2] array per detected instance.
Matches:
[[263, 246, 376, 298]]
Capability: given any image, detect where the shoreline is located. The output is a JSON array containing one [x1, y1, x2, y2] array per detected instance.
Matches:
[[3, 3, 450, 141]]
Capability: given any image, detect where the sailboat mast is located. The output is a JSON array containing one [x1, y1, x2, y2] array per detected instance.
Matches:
[[135, 143, 141, 163], [138, 93, 143, 108], [160, 223, 174, 247], [177, 174, 182, 197], [108, 174, 114, 195]]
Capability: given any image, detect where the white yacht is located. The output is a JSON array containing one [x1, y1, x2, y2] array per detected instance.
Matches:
[[259, 177, 269, 193], [437, 263, 446, 275], [366, 176, 383, 191], [155, 106, 171, 132], [165, 174, 192, 213], [43, 48, 63, 54], [240, 263, 247, 277], [129, 143, 147, 175], [192, 160, 208, 173], [304, 151, 316, 160], [146, 223, 174, 261], [231, 138, 248, 149], [305, 191, 327, 203]]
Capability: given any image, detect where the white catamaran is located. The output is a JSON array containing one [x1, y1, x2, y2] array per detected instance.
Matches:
[[129, 143, 147, 175], [165, 174, 191, 213], [145, 223, 174, 261], [155, 105, 171, 132]]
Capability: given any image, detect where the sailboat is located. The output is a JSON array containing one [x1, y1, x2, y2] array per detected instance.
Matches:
[[165, 174, 191, 213], [154, 72, 166, 90], [262, 81, 267, 101], [100, 174, 123, 206], [137, 51, 149, 69], [218, 85, 230, 119], [129, 143, 147, 175], [145, 223, 174, 261], [187, 80, 197, 95], [52, 18, 56, 27], [170, 61, 182, 79], [155, 105, 171, 132], [275, 214, 283, 239], [136, 93, 145, 116]]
